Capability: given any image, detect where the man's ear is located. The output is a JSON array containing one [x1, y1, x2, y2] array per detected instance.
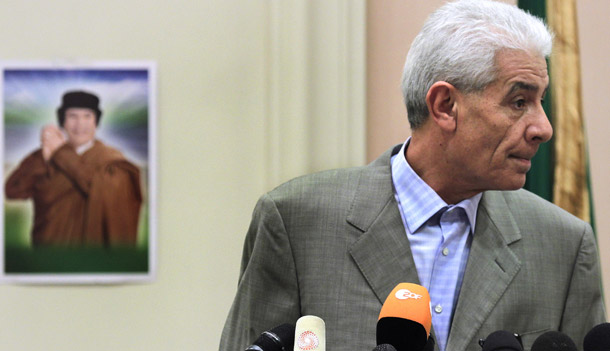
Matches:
[[425, 81, 458, 132]]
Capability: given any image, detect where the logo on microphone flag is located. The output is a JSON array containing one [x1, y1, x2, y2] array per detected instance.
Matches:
[[395, 288, 423, 300], [296, 330, 319, 350], [294, 315, 325, 351]]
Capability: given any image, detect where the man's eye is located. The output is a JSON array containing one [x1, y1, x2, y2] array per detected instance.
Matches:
[[514, 99, 526, 109]]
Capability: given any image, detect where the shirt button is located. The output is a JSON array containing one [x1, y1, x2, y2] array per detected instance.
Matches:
[[442, 247, 449, 256], [434, 304, 443, 314]]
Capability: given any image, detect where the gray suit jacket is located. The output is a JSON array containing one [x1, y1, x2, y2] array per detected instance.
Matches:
[[220, 145, 606, 351]]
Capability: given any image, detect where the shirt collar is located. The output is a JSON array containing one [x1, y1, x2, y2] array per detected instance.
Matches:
[[391, 138, 482, 233], [75, 139, 95, 155]]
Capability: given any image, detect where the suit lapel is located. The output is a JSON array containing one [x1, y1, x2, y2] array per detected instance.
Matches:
[[347, 146, 421, 305], [447, 191, 522, 350], [347, 146, 525, 350], [348, 196, 421, 304]]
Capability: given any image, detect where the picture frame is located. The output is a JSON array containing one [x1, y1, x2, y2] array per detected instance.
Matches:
[[0, 61, 157, 284]]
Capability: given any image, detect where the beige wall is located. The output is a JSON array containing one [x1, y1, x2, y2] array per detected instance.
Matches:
[[0, 1, 270, 350], [367, 0, 610, 318], [0, 1, 366, 350], [578, 0, 610, 319]]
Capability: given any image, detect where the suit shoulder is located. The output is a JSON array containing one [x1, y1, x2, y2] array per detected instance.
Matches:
[[266, 145, 395, 202], [499, 188, 578, 216], [267, 165, 365, 204], [490, 188, 590, 233], [87, 140, 138, 170], [10, 148, 45, 171], [20, 148, 44, 162], [91, 140, 125, 160]]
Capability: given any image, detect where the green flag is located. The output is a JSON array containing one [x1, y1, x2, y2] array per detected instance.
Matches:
[[518, 0, 595, 230]]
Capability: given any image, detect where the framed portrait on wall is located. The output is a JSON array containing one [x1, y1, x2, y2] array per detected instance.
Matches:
[[0, 61, 156, 283]]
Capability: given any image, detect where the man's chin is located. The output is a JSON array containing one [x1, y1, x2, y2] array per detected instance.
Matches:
[[494, 175, 527, 191], [68, 139, 93, 149], [510, 179, 527, 191]]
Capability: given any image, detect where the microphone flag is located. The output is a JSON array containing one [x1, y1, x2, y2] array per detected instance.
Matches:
[[377, 283, 432, 351], [294, 315, 326, 351]]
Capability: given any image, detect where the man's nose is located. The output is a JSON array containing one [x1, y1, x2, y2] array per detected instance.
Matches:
[[526, 105, 553, 144]]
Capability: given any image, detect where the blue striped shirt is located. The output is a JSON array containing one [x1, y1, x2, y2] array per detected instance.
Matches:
[[391, 139, 482, 351]]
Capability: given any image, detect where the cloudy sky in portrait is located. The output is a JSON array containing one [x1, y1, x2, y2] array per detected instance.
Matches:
[[2, 65, 153, 165]]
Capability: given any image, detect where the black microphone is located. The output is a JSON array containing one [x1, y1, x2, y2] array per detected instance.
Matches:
[[374, 332, 434, 351], [584, 323, 610, 351], [373, 344, 398, 351], [479, 330, 523, 351], [245, 323, 295, 351], [422, 335, 435, 351], [531, 331, 577, 351]]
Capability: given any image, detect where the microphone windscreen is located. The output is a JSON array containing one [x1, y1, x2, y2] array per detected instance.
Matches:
[[294, 315, 325, 351], [481, 330, 523, 351], [531, 331, 577, 351], [377, 283, 431, 351], [583, 323, 610, 351], [373, 344, 398, 351], [422, 335, 435, 351], [245, 323, 295, 351]]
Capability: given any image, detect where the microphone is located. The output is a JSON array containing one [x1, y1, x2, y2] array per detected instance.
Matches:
[[584, 323, 610, 351], [531, 331, 576, 351], [376, 283, 432, 351], [478, 330, 523, 351], [373, 344, 398, 351], [422, 335, 435, 351], [294, 315, 325, 351], [245, 323, 295, 351]]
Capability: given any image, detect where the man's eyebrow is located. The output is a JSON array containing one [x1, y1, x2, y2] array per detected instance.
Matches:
[[507, 81, 548, 96]]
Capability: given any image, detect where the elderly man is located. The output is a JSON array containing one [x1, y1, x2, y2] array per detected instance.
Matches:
[[5, 90, 142, 247], [220, 1, 606, 350]]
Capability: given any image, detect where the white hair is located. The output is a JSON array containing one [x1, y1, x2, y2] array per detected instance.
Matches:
[[401, 0, 553, 129]]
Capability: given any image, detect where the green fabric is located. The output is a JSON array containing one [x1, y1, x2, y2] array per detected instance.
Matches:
[[518, 0, 596, 232], [518, 0, 546, 19], [524, 67, 554, 202], [518, 0, 554, 202]]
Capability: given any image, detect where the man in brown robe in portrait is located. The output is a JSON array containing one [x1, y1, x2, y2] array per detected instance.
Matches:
[[5, 90, 142, 247]]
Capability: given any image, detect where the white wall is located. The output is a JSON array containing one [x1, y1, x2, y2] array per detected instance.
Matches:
[[0, 1, 365, 350]]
